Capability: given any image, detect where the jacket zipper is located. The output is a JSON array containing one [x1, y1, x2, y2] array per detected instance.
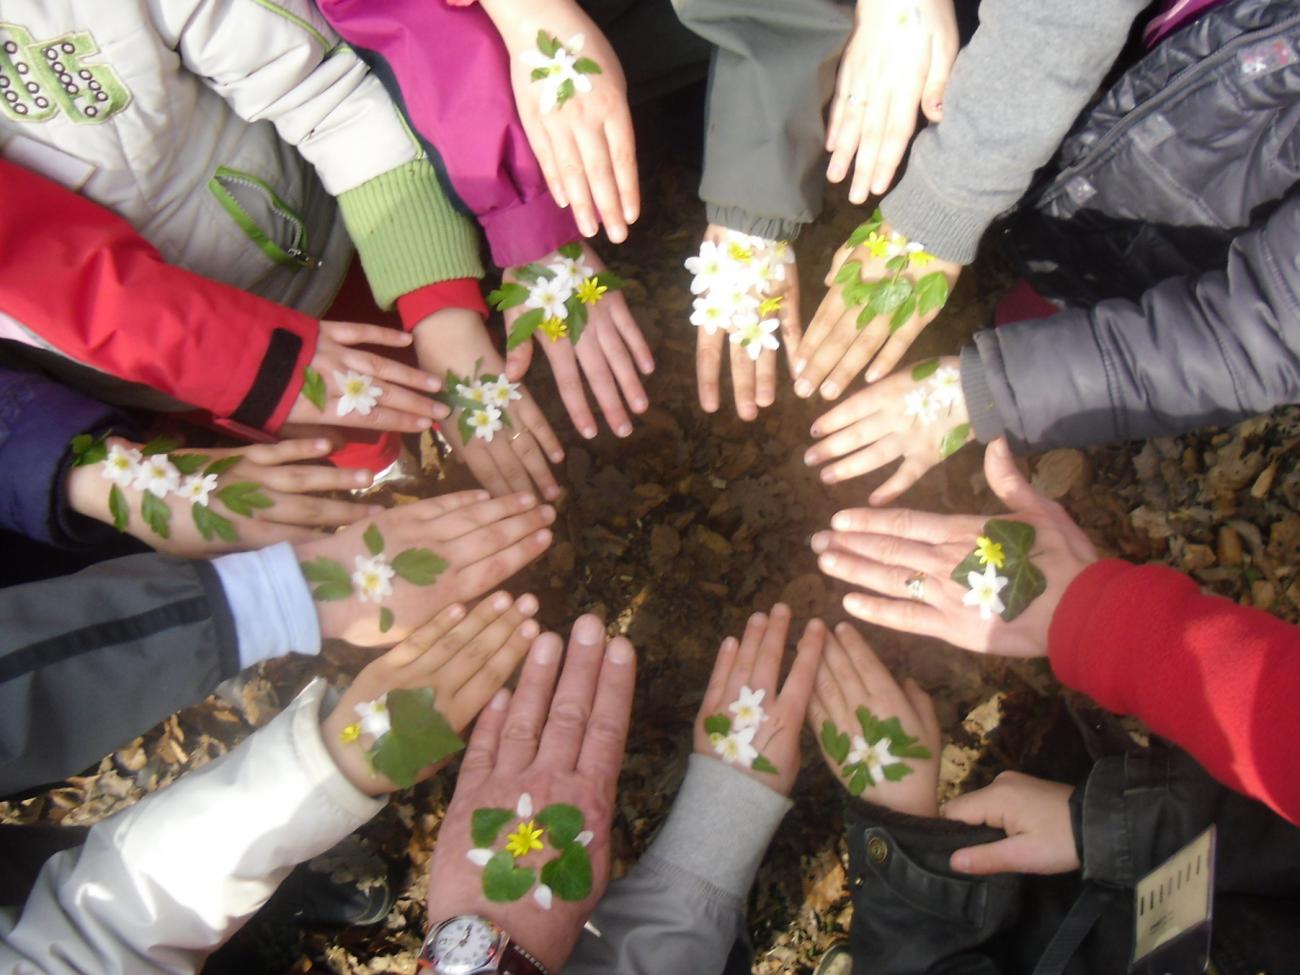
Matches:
[[209, 166, 322, 269]]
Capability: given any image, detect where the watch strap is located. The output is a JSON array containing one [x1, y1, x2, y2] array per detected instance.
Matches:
[[499, 939, 548, 975]]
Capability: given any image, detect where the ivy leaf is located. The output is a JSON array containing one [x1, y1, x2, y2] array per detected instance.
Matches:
[[193, 502, 237, 542], [363, 523, 385, 556], [109, 484, 130, 531], [471, 808, 517, 848], [540, 842, 593, 902], [703, 714, 731, 737], [300, 556, 353, 601], [997, 554, 1048, 624], [911, 359, 940, 382], [535, 803, 584, 847], [141, 436, 181, 457], [751, 755, 778, 775], [216, 482, 274, 517], [949, 519, 1047, 622], [171, 453, 210, 476], [821, 721, 850, 764], [984, 519, 1037, 560], [483, 850, 536, 903], [536, 30, 560, 57], [847, 763, 870, 796], [507, 308, 546, 351], [834, 260, 862, 286], [302, 365, 327, 411], [204, 455, 242, 477], [391, 548, 448, 586], [369, 687, 464, 789], [487, 282, 529, 311], [916, 272, 951, 317], [573, 57, 602, 75], [141, 492, 171, 539], [557, 242, 583, 260], [379, 607, 394, 633], [70, 432, 110, 467], [939, 423, 972, 459], [594, 270, 624, 290], [889, 293, 918, 333]]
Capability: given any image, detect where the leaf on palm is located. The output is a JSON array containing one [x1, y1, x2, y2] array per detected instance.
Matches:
[[379, 607, 394, 633], [573, 57, 602, 75], [141, 436, 181, 457], [703, 714, 731, 737], [535, 803, 584, 847], [846, 210, 885, 248], [558, 242, 583, 260], [109, 484, 130, 531], [751, 755, 778, 775], [141, 492, 171, 539], [594, 270, 624, 290], [483, 850, 535, 902], [368, 687, 464, 789], [950, 519, 1047, 622], [193, 502, 238, 542], [391, 547, 448, 586], [487, 282, 530, 311], [834, 260, 862, 286], [300, 556, 353, 601], [889, 293, 918, 333], [939, 423, 971, 459], [301, 366, 327, 411], [171, 453, 210, 476], [916, 272, 951, 317], [536, 30, 561, 57], [472, 807, 517, 848], [539, 843, 593, 901], [216, 482, 274, 517], [821, 720, 850, 764], [363, 523, 385, 556], [70, 432, 109, 467], [204, 455, 242, 477], [911, 359, 940, 382]]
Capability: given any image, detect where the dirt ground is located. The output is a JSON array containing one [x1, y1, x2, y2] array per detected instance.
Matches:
[[6, 161, 1300, 974]]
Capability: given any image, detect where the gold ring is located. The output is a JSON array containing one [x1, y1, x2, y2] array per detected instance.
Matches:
[[905, 572, 927, 602]]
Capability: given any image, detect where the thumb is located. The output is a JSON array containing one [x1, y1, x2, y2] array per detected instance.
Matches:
[[939, 783, 1009, 831], [984, 438, 1048, 514], [504, 334, 534, 382], [950, 834, 1040, 875]]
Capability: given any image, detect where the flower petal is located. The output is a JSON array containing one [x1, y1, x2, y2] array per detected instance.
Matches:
[[517, 793, 534, 818], [533, 883, 553, 910], [467, 848, 494, 867]]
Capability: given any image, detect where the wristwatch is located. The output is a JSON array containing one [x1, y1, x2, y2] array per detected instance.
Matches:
[[419, 915, 549, 975]]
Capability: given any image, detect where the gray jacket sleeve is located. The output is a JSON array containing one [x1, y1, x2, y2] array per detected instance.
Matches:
[[672, 0, 852, 241], [881, 0, 1149, 262], [0, 555, 240, 796], [962, 196, 1300, 451], [564, 755, 792, 975]]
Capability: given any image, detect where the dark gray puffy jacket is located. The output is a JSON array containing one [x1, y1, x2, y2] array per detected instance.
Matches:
[[961, 0, 1300, 451]]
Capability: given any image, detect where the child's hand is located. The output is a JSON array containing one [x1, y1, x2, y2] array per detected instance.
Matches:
[[322, 591, 541, 796], [811, 440, 1099, 658], [941, 772, 1080, 875], [287, 321, 447, 432], [693, 604, 825, 797], [795, 235, 961, 400], [296, 490, 555, 647], [485, 0, 638, 242], [803, 355, 969, 503], [413, 309, 564, 500], [807, 622, 941, 817], [827, 0, 958, 200], [66, 436, 382, 557], [504, 242, 654, 439]]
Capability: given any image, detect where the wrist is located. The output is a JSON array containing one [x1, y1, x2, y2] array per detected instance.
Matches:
[[413, 309, 492, 374], [64, 435, 136, 527], [422, 911, 565, 973]]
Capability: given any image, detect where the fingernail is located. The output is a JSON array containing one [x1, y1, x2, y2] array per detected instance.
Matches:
[[521, 619, 541, 639], [473, 490, 491, 501], [582, 426, 597, 439], [607, 639, 634, 664], [517, 594, 539, 615], [632, 398, 647, 412], [865, 370, 880, 383], [426, 376, 440, 389], [623, 204, 638, 223], [489, 688, 510, 710], [492, 591, 512, 611], [951, 852, 969, 872], [831, 512, 853, 531], [617, 423, 632, 437], [534, 529, 553, 545], [518, 493, 537, 508], [803, 450, 817, 466], [750, 612, 767, 627], [574, 615, 604, 646], [795, 379, 813, 398], [418, 418, 433, 429], [448, 604, 467, 620], [740, 406, 757, 421], [720, 636, 738, 654], [533, 636, 558, 665], [550, 451, 565, 463], [794, 359, 806, 376], [821, 382, 840, 399], [821, 469, 838, 485], [810, 532, 830, 553], [543, 485, 561, 501], [315, 438, 331, 450], [355, 470, 372, 484], [539, 505, 556, 523], [820, 552, 838, 571], [810, 425, 821, 438]]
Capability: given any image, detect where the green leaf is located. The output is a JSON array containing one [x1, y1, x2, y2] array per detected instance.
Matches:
[[565, 296, 589, 343], [594, 270, 624, 290], [363, 522, 385, 556], [391, 547, 448, 586], [216, 482, 274, 517], [984, 519, 1037, 559], [537, 31, 561, 57], [369, 687, 465, 789], [894, 742, 933, 760], [471, 808, 517, 848], [483, 850, 536, 903], [141, 492, 171, 539], [555, 77, 576, 107], [192, 502, 238, 542], [834, 260, 862, 286], [557, 242, 583, 260], [856, 706, 882, 744], [916, 272, 951, 317], [948, 519, 1047, 623], [939, 423, 972, 459], [882, 762, 914, 783], [109, 484, 130, 532], [507, 307, 546, 351], [751, 755, 779, 775], [889, 294, 918, 333], [535, 803, 584, 847], [379, 607, 394, 633], [70, 432, 109, 467], [141, 436, 181, 457], [910, 359, 940, 382], [171, 453, 210, 476], [204, 455, 242, 477], [540, 842, 593, 902], [847, 764, 870, 796], [458, 411, 475, 446], [530, 66, 550, 82], [842, 278, 874, 308], [821, 720, 850, 765], [845, 210, 884, 248], [512, 263, 548, 285], [865, 277, 914, 321], [300, 556, 354, 601], [703, 714, 731, 737], [572, 57, 602, 75], [302, 365, 327, 411], [884, 254, 909, 273], [487, 282, 530, 311]]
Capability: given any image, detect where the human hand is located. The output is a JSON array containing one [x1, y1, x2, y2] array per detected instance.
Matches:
[[295, 490, 555, 647], [808, 622, 940, 817], [286, 321, 446, 432], [803, 355, 970, 503], [503, 241, 654, 439], [811, 439, 1099, 657], [941, 772, 1080, 875], [413, 308, 563, 500], [794, 213, 961, 400], [66, 436, 384, 557], [826, 0, 957, 201], [425, 615, 636, 972], [693, 604, 825, 797], [485, 0, 638, 241], [322, 591, 541, 796], [689, 226, 802, 420]]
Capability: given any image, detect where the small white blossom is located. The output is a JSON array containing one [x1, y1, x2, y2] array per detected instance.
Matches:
[[177, 473, 219, 507], [520, 34, 593, 113], [100, 444, 142, 488], [575, 830, 594, 847], [516, 793, 534, 818], [455, 380, 489, 406], [684, 241, 729, 294], [533, 884, 554, 910], [929, 367, 963, 409], [690, 293, 732, 334], [728, 686, 767, 730], [334, 371, 382, 418], [545, 255, 594, 292], [730, 316, 781, 361], [352, 553, 395, 604], [481, 376, 522, 409], [845, 735, 872, 767], [864, 738, 899, 784], [467, 848, 494, 867], [525, 275, 574, 320], [467, 406, 505, 443], [354, 695, 391, 738], [963, 564, 1009, 621], [903, 388, 939, 425], [132, 454, 180, 499], [712, 725, 759, 767]]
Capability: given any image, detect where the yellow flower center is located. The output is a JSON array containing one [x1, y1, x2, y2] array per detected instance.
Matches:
[[345, 379, 366, 396], [727, 242, 754, 264], [758, 295, 784, 317], [911, 251, 936, 267], [338, 722, 361, 744], [975, 536, 1005, 569], [505, 820, 546, 859], [575, 276, 607, 305], [864, 232, 892, 258], [540, 316, 569, 341]]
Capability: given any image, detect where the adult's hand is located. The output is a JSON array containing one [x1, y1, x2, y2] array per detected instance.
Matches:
[[811, 440, 1099, 656], [425, 615, 636, 972], [941, 772, 1080, 875]]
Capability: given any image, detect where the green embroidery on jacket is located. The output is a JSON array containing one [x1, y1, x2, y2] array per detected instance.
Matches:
[[0, 23, 130, 124]]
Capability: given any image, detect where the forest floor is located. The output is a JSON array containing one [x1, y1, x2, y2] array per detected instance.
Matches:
[[6, 162, 1300, 974]]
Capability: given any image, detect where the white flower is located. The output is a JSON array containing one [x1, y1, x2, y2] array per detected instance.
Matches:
[[845, 735, 872, 767], [516, 793, 534, 818], [684, 241, 729, 294], [929, 367, 963, 409], [730, 316, 781, 361], [690, 293, 732, 334], [715, 284, 761, 320], [177, 473, 219, 507], [883, 232, 913, 259], [728, 686, 767, 730], [712, 725, 758, 767], [100, 444, 142, 488], [467, 848, 494, 867], [864, 738, 899, 784], [455, 380, 489, 406], [132, 454, 180, 499], [963, 564, 1009, 621], [467, 406, 505, 443], [334, 371, 382, 418], [354, 695, 391, 738], [575, 830, 593, 847], [533, 884, 554, 910], [521, 34, 593, 114], [481, 376, 522, 409], [352, 553, 395, 604], [903, 388, 939, 425], [525, 275, 574, 320], [545, 255, 594, 292]]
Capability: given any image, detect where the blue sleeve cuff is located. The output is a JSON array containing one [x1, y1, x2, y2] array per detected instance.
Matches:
[[212, 542, 321, 670]]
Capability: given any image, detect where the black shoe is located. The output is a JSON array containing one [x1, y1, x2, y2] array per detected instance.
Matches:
[[258, 835, 394, 927]]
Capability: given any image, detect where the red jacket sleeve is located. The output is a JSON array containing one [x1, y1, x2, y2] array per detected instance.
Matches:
[[1050, 559, 1300, 823], [0, 161, 317, 434]]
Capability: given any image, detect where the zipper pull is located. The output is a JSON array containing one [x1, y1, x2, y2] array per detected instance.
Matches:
[[287, 247, 322, 270]]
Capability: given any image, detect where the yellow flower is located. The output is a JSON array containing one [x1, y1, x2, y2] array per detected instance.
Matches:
[[505, 820, 546, 858], [540, 316, 569, 341], [758, 295, 785, 317], [727, 242, 754, 264], [865, 232, 891, 259], [575, 276, 608, 305], [975, 536, 1006, 569], [911, 250, 936, 267], [338, 722, 361, 744]]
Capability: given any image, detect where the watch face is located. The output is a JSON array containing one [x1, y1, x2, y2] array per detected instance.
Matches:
[[429, 916, 500, 974]]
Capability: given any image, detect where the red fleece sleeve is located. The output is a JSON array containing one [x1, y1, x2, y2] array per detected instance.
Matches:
[[1050, 559, 1300, 823], [0, 161, 317, 433], [396, 278, 488, 330]]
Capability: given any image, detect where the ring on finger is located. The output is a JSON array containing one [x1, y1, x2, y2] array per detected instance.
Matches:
[[905, 572, 927, 602]]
